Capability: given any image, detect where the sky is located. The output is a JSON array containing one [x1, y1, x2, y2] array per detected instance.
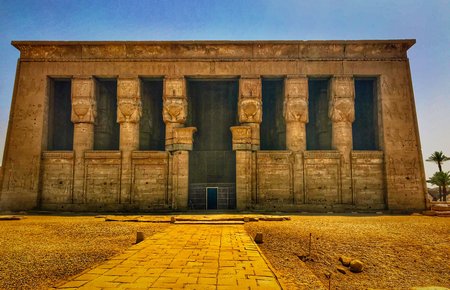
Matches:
[[0, 0, 449, 179]]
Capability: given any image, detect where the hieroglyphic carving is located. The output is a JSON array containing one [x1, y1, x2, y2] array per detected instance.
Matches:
[[164, 77, 185, 98], [329, 76, 355, 123], [230, 126, 252, 144], [118, 78, 139, 98], [172, 127, 197, 151], [240, 78, 261, 98]]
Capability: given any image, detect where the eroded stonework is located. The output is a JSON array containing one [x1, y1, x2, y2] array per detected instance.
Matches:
[[0, 40, 427, 212]]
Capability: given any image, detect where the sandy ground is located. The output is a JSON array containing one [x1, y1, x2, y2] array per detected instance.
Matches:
[[0, 215, 449, 290], [0, 216, 169, 289], [245, 215, 450, 290]]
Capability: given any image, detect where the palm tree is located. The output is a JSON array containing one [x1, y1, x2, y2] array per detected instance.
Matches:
[[426, 151, 449, 172], [426, 151, 449, 200], [427, 171, 450, 201]]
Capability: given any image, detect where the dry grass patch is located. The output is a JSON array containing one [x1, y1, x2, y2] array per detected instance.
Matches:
[[0, 215, 169, 289], [245, 215, 450, 290]]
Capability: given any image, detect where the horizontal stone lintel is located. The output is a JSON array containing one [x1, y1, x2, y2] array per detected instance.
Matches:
[[42, 151, 74, 159], [131, 151, 169, 159], [12, 40, 415, 61], [84, 150, 121, 159]]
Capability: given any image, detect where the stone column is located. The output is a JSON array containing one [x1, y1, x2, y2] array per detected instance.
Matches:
[[329, 75, 355, 204], [239, 77, 262, 150], [171, 127, 196, 209], [163, 77, 190, 209], [231, 126, 253, 209], [284, 76, 309, 152], [284, 76, 308, 204], [71, 76, 96, 204], [117, 77, 142, 204], [163, 77, 187, 151]]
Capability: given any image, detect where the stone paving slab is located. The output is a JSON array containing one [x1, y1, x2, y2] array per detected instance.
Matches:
[[56, 225, 282, 289]]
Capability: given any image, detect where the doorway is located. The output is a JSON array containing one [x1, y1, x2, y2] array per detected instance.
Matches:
[[206, 187, 218, 210]]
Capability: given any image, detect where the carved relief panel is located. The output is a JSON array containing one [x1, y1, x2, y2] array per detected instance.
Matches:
[[163, 97, 188, 124], [117, 97, 142, 123], [284, 77, 309, 123], [71, 77, 96, 123], [173, 127, 197, 149], [164, 77, 185, 98], [163, 77, 187, 125], [238, 77, 262, 124], [117, 78, 142, 123], [329, 76, 355, 123], [239, 97, 262, 123]]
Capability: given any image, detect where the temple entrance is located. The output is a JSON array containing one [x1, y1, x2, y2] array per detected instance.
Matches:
[[187, 80, 238, 210]]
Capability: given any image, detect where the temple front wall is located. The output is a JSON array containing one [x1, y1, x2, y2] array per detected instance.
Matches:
[[0, 41, 427, 212]]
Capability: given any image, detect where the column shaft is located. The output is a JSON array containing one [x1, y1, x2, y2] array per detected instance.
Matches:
[[71, 77, 96, 204], [117, 77, 142, 204], [330, 75, 355, 204]]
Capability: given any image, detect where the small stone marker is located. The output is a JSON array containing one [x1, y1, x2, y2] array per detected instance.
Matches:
[[349, 259, 364, 273], [136, 232, 145, 244], [254, 232, 263, 244], [339, 255, 352, 267]]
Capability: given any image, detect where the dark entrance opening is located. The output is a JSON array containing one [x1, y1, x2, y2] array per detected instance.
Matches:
[[353, 78, 379, 150], [48, 79, 73, 150], [187, 80, 238, 210], [94, 79, 119, 150], [207, 187, 218, 210], [261, 79, 286, 150], [140, 79, 165, 150]]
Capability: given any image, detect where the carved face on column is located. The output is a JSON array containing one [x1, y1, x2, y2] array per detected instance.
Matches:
[[284, 97, 308, 123], [329, 97, 355, 123], [163, 97, 187, 124], [117, 97, 142, 123], [71, 97, 96, 123], [239, 97, 262, 123], [330, 77, 355, 123]]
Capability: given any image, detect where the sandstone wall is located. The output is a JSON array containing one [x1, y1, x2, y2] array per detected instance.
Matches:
[[0, 41, 427, 212]]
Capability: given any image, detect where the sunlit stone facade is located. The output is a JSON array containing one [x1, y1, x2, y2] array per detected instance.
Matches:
[[0, 40, 427, 212]]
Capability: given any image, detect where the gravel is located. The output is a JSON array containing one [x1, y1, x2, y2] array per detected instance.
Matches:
[[245, 215, 450, 290], [0, 215, 169, 289]]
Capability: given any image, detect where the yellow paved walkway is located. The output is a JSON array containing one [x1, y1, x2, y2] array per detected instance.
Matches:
[[57, 225, 282, 289]]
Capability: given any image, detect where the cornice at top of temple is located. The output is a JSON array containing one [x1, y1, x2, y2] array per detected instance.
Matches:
[[11, 39, 415, 61]]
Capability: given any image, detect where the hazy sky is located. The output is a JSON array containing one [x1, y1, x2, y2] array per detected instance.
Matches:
[[0, 0, 449, 178]]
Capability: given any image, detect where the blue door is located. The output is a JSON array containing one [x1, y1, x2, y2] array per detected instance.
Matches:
[[207, 188, 218, 210]]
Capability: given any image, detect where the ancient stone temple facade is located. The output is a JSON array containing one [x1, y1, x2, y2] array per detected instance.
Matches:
[[0, 40, 427, 212]]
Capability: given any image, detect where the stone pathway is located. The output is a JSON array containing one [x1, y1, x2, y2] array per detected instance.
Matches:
[[57, 225, 282, 289]]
